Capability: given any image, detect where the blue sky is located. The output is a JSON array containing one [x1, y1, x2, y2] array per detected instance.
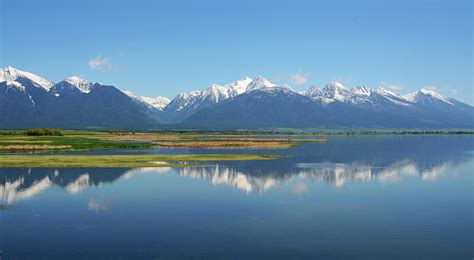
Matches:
[[1, 0, 472, 104]]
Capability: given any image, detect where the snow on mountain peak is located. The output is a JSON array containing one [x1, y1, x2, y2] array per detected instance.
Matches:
[[281, 83, 294, 91], [326, 81, 347, 90], [352, 86, 373, 96], [165, 75, 281, 115], [246, 76, 277, 92], [124, 91, 170, 110], [419, 88, 446, 99], [64, 76, 93, 93], [305, 85, 321, 94], [139, 96, 171, 110], [404, 88, 452, 105], [322, 82, 351, 102], [0, 66, 53, 90], [226, 76, 253, 94], [304, 83, 414, 106]]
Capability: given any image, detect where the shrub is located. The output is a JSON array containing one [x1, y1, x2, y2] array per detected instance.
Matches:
[[25, 128, 63, 136]]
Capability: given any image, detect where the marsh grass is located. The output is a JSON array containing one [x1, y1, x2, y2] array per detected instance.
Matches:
[[0, 154, 283, 167], [0, 135, 153, 152], [153, 141, 295, 149], [0, 130, 326, 153], [25, 128, 63, 136]]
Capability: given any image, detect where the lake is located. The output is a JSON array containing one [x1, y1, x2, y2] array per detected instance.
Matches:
[[1, 135, 473, 259]]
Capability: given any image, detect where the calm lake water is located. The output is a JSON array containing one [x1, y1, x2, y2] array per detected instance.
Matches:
[[1, 135, 473, 259]]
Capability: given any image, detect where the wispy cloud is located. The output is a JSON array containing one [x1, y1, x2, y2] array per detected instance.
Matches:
[[88, 199, 108, 213], [334, 76, 351, 84], [448, 88, 458, 96], [422, 85, 437, 91], [290, 71, 309, 85], [381, 82, 403, 91], [437, 86, 459, 96], [88, 56, 112, 71], [271, 73, 287, 83]]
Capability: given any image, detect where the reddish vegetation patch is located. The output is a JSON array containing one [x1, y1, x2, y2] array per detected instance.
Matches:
[[154, 141, 292, 149], [0, 145, 72, 151]]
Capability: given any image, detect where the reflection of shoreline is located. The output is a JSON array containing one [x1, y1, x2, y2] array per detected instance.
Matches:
[[1, 154, 468, 204]]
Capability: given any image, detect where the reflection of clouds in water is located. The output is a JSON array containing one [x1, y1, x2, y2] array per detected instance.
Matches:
[[291, 183, 309, 196], [88, 199, 111, 213]]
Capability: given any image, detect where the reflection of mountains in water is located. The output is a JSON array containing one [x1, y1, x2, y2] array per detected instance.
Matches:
[[0, 168, 126, 203], [1, 151, 472, 203], [174, 158, 461, 192]]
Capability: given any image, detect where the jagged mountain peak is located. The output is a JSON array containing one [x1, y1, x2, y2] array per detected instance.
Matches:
[[320, 81, 351, 102], [246, 75, 277, 91], [325, 81, 348, 90], [418, 88, 449, 100], [404, 88, 452, 105], [64, 76, 94, 93], [124, 91, 170, 110], [0, 66, 53, 90], [352, 86, 373, 95]]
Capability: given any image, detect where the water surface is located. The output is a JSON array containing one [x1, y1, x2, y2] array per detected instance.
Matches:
[[1, 135, 473, 258]]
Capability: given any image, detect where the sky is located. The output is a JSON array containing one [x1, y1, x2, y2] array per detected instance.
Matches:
[[1, 0, 472, 104]]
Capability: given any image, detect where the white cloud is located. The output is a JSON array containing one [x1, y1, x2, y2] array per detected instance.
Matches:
[[88, 56, 112, 71], [290, 71, 309, 85], [381, 82, 403, 91]]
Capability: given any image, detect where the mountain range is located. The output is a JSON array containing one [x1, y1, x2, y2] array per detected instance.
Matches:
[[1, 66, 473, 130]]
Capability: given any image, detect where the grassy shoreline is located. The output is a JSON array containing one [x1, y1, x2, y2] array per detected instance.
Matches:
[[1, 128, 470, 154], [1, 129, 473, 136], [0, 154, 283, 168], [0, 130, 327, 153]]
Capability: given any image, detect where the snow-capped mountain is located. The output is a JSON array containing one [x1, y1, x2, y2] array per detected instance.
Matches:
[[304, 82, 412, 107], [49, 76, 97, 97], [1, 66, 473, 130], [161, 76, 285, 123], [0, 66, 53, 91], [0, 66, 159, 129], [63, 76, 94, 93], [140, 96, 170, 110], [124, 91, 170, 110], [403, 88, 453, 105], [182, 80, 473, 129]]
